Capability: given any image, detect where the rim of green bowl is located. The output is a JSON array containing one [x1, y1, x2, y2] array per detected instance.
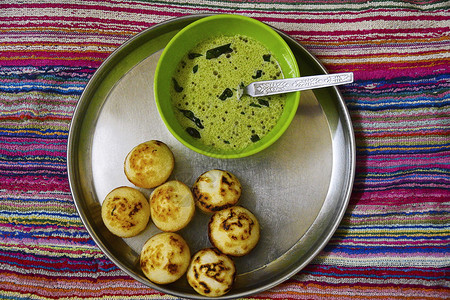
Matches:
[[154, 14, 300, 159]]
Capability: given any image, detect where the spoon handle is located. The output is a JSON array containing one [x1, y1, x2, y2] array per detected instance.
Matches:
[[245, 72, 354, 97]]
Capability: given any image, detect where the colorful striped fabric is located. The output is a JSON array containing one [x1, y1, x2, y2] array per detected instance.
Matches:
[[1, 0, 449, 299]]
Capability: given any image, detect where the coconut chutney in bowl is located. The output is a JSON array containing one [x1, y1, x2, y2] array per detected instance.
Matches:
[[154, 14, 300, 159]]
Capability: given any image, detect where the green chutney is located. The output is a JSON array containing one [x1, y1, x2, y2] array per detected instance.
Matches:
[[171, 34, 286, 151]]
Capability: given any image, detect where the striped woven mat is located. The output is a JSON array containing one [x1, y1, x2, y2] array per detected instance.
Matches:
[[1, 1, 449, 299]]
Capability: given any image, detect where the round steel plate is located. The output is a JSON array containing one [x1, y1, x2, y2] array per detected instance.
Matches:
[[67, 14, 355, 299]]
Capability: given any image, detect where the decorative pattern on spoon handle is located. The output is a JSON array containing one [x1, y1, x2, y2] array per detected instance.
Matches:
[[251, 72, 354, 96]]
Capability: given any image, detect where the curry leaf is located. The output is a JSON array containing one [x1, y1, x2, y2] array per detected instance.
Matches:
[[179, 109, 204, 129], [186, 127, 201, 139], [252, 70, 263, 79], [218, 88, 233, 101], [172, 78, 183, 93], [188, 53, 203, 59], [251, 134, 260, 142], [257, 98, 269, 107], [206, 43, 233, 59]]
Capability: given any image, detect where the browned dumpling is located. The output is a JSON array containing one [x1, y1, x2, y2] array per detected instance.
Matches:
[[101, 186, 150, 238], [150, 180, 195, 232], [140, 232, 190, 284], [124, 140, 174, 189], [208, 206, 260, 256], [187, 248, 235, 297], [192, 169, 241, 213]]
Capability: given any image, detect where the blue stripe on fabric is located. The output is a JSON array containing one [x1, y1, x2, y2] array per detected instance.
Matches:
[[0, 210, 80, 219], [304, 270, 448, 280], [0, 254, 117, 273], [0, 128, 68, 138], [348, 210, 448, 218], [324, 245, 449, 254]]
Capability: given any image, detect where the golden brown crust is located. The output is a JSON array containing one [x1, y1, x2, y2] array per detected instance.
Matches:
[[101, 186, 150, 238], [150, 180, 195, 232], [208, 206, 260, 256], [192, 169, 241, 213], [187, 248, 235, 297], [124, 140, 174, 189], [140, 232, 191, 284]]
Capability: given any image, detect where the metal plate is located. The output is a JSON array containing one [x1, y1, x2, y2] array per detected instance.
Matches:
[[67, 14, 355, 299]]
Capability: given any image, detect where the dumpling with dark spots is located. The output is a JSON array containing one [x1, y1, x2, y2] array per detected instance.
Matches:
[[192, 169, 241, 213], [208, 206, 260, 256], [140, 232, 190, 284], [101, 186, 150, 238], [187, 248, 235, 297]]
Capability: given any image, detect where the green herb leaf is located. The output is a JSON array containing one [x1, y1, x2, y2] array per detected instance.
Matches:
[[172, 78, 183, 93], [179, 109, 204, 129], [206, 43, 233, 59], [186, 127, 201, 139], [252, 70, 263, 79], [251, 134, 260, 142], [250, 102, 262, 108], [218, 88, 233, 101], [257, 98, 269, 107], [193, 64, 198, 73], [188, 53, 203, 59]]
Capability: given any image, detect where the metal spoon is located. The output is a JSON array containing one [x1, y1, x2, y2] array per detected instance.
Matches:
[[238, 72, 354, 98]]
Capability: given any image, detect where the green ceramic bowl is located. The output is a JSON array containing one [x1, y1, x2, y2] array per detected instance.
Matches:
[[154, 14, 300, 159]]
